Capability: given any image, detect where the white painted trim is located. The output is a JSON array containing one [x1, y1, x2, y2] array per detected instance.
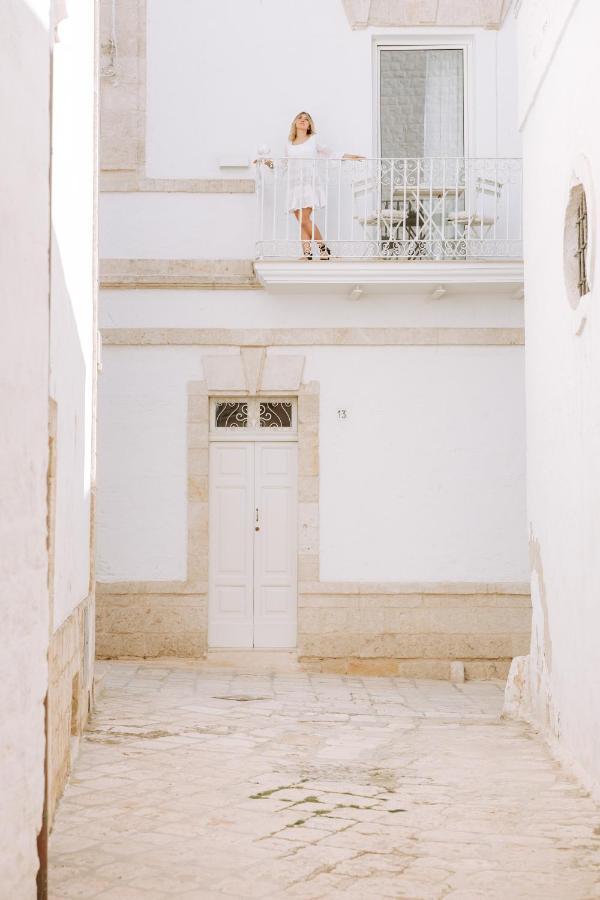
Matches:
[[372, 35, 475, 160], [209, 433, 298, 443], [254, 259, 524, 291]]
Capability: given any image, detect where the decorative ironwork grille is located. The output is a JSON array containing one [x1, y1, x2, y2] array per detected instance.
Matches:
[[576, 190, 590, 298], [260, 402, 293, 428], [215, 402, 248, 428], [255, 156, 523, 261]]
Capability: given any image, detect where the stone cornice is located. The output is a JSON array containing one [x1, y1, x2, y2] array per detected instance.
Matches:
[[100, 172, 255, 194], [100, 258, 259, 289], [100, 327, 524, 347]]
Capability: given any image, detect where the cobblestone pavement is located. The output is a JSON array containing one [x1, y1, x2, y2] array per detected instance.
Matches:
[[49, 661, 600, 899]]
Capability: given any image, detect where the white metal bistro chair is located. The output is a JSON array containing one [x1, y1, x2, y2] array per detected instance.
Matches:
[[350, 169, 411, 254], [446, 176, 504, 240], [356, 205, 409, 235]]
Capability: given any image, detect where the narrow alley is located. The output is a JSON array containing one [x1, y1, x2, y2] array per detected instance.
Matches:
[[49, 663, 600, 899]]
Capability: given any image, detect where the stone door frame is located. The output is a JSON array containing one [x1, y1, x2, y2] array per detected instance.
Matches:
[[186, 349, 319, 653]]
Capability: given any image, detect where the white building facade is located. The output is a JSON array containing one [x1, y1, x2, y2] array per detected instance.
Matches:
[[96, 0, 531, 678], [0, 1, 97, 894], [507, 0, 600, 798]]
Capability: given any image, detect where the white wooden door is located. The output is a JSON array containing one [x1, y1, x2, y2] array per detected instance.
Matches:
[[209, 443, 255, 648], [253, 443, 297, 648], [209, 441, 297, 648]]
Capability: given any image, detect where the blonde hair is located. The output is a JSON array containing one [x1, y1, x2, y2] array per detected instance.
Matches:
[[289, 111, 316, 143]]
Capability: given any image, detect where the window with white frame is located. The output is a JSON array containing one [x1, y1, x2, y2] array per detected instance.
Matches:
[[210, 398, 297, 434], [378, 47, 465, 159]]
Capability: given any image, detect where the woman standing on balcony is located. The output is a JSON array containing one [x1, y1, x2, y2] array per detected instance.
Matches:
[[258, 111, 364, 259]]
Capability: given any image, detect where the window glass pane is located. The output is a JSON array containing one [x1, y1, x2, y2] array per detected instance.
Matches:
[[215, 402, 248, 428], [380, 49, 464, 158], [259, 402, 292, 428]]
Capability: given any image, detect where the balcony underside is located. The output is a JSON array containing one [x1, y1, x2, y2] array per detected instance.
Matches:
[[254, 258, 524, 296]]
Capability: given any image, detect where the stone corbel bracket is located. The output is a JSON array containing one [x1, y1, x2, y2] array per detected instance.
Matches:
[[342, 0, 372, 29], [341, 0, 511, 29], [202, 349, 305, 395]]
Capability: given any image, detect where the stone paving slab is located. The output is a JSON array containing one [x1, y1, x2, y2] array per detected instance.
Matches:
[[49, 662, 600, 898]]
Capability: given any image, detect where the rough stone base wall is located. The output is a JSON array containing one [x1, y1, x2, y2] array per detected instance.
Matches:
[[298, 587, 531, 679], [95, 585, 530, 680], [96, 590, 207, 658], [47, 593, 95, 827]]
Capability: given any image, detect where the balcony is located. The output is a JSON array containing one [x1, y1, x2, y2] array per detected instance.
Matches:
[[254, 157, 523, 295]]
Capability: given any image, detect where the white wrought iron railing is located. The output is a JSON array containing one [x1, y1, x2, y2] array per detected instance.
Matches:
[[255, 157, 522, 261]]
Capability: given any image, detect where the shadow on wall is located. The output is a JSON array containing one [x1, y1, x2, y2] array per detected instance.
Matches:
[[46, 218, 96, 820], [50, 222, 91, 620]]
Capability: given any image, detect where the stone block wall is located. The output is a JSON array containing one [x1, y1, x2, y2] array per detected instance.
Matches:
[[47, 594, 95, 827], [95, 584, 530, 679], [96, 589, 207, 658], [297, 585, 531, 679]]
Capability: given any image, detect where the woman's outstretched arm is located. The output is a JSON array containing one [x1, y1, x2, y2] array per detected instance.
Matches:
[[316, 144, 365, 161]]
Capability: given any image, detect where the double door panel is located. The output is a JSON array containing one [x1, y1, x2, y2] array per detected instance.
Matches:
[[209, 442, 297, 648]]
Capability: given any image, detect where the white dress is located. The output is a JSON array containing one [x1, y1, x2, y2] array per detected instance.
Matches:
[[284, 135, 338, 212]]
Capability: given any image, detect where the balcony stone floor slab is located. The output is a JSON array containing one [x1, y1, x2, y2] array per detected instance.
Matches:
[[49, 661, 600, 899]]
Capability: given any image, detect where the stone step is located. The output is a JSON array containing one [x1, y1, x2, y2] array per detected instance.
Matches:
[[204, 649, 301, 674]]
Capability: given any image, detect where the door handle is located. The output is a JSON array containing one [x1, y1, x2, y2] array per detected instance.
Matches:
[[255, 507, 260, 532]]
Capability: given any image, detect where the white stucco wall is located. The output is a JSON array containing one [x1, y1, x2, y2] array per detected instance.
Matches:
[[50, 0, 96, 628], [0, 1, 50, 894], [100, 288, 524, 330], [309, 344, 527, 581], [518, 0, 600, 795], [97, 341, 527, 584], [99, 193, 257, 261], [145, 0, 520, 180], [96, 347, 204, 581]]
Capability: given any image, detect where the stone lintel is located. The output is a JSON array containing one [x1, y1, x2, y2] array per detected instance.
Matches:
[[202, 355, 247, 393], [261, 355, 305, 392]]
